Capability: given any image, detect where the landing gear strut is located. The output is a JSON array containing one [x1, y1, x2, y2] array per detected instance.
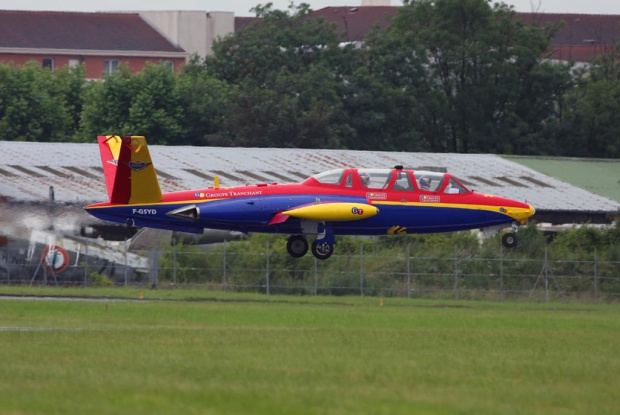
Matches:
[[286, 235, 308, 258]]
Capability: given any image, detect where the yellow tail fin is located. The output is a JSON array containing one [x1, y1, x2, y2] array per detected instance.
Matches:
[[97, 135, 162, 204]]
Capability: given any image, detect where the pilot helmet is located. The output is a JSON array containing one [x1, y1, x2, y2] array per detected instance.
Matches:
[[419, 175, 431, 190], [360, 172, 370, 186]]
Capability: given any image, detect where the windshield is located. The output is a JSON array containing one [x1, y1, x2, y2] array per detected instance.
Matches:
[[444, 178, 470, 194]]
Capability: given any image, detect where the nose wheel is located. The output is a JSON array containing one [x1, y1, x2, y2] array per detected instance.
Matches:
[[502, 232, 518, 248], [287, 235, 309, 258]]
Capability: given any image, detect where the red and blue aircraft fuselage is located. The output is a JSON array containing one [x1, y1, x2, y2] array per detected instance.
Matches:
[[85, 136, 535, 259]]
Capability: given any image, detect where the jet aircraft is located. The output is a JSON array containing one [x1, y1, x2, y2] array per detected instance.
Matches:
[[85, 135, 535, 260]]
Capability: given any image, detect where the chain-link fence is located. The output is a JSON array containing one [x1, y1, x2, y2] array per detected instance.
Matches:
[[2, 241, 619, 302]]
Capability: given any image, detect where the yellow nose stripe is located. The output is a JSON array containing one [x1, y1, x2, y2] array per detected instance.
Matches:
[[503, 205, 535, 224]]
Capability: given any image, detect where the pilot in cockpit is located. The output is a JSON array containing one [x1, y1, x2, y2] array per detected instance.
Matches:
[[418, 175, 431, 191], [445, 178, 464, 194], [360, 172, 371, 187]]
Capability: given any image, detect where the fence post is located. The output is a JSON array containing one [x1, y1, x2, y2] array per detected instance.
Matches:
[[83, 244, 88, 288], [406, 243, 411, 299], [544, 247, 549, 303], [453, 246, 459, 300], [266, 240, 270, 295], [594, 248, 598, 301], [43, 258, 48, 286], [314, 257, 318, 296], [124, 238, 128, 287], [151, 250, 159, 289], [222, 241, 227, 292], [360, 242, 364, 296], [500, 245, 504, 302], [172, 237, 177, 290]]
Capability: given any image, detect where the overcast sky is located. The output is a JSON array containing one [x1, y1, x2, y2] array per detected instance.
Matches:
[[3, 0, 620, 16]]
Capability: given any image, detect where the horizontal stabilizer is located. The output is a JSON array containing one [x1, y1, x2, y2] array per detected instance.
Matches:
[[282, 203, 378, 221]]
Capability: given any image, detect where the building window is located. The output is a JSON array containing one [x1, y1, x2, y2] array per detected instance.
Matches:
[[160, 60, 174, 71], [103, 60, 120, 75], [42, 58, 54, 70], [68, 58, 80, 68]]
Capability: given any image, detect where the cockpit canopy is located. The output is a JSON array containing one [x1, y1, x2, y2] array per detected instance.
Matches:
[[307, 168, 470, 194]]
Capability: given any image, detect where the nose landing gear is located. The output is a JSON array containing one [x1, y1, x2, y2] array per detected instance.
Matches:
[[482, 223, 521, 248], [502, 232, 518, 248], [502, 222, 520, 248]]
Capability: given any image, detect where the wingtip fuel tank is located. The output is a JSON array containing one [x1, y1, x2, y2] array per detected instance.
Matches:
[[282, 203, 379, 221]]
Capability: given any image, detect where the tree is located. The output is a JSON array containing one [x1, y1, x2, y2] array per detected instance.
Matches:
[[207, 3, 344, 86], [555, 45, 620, 158], [338, 65, 423, 151], [79, 63, 185, 144], [228, 64, 342, 148], [205, 3, 350, 147], [126, 63, 185, 144], [0, 62, 85, 141], [175, 58, 237, 146], [78, 65, 136, 140], [359, 0, 573, 154], [54, 64, 87, 139]]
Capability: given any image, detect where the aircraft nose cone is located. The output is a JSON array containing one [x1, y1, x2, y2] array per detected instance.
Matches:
[[515, 204, 536, 224], [503, 203, 536, 224]]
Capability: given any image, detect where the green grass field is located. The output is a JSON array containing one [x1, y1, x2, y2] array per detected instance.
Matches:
[[1, 288, 619, 414]]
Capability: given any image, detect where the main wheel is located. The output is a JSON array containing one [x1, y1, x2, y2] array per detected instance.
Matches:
[[311, 242, 334, 260], [287, 235, 309, 258], [502, 233, 518, 248]]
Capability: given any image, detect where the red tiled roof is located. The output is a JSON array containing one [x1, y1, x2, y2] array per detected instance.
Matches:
[[311, 7, 620, 47], [548, 44, 618, 62], [234, 8, 395, 43], [515, 13, 620, 47], [0, 10, 185, 52], [234, 16, 260, 32], [310, 6, 397, 42]]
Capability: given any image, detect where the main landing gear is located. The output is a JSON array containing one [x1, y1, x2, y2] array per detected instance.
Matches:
[[286, 235, 309, 258], [286, 235, 334, 260], [311, 242, 334, 260]]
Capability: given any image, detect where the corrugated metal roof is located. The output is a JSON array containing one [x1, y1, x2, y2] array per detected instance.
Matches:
[[0, 141, 618, 212]]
